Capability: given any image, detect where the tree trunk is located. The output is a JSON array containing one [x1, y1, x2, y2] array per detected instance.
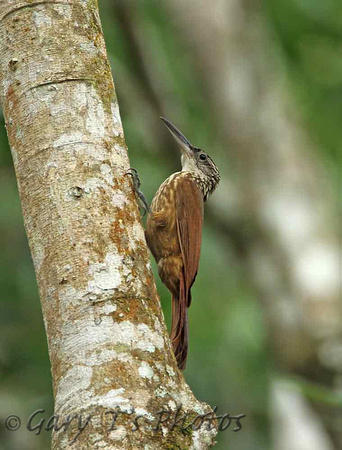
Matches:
[[0, 1, 217, 448]]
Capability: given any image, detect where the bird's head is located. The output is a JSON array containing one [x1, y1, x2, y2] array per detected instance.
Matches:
[[160, 117, 220, 198]]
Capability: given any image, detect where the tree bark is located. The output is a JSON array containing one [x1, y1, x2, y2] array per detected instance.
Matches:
[[0, 1, 217, 448]]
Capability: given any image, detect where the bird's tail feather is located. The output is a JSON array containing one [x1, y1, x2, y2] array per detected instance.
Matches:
[[170, 274, 188, 371]]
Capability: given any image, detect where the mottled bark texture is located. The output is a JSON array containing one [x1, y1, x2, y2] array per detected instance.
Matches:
[[0, 1, 216, 448]]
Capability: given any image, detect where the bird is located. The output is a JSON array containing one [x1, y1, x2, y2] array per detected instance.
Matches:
[[144, 117, 220, 370]]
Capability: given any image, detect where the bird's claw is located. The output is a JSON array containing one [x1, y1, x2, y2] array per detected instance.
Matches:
[[125, 168, 141, 189], [125, 167, 150, 216]]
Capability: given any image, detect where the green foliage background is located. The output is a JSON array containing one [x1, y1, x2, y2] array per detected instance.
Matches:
[[0, 1, 340, 449]]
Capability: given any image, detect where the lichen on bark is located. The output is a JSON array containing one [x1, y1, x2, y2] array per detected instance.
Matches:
[[0, 1, 217, 448]]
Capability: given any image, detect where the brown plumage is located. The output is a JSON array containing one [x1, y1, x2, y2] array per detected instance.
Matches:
[[145, 118, 220, 370]]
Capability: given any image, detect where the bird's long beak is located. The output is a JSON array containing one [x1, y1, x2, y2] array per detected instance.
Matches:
[[160, 117, 194, 157]]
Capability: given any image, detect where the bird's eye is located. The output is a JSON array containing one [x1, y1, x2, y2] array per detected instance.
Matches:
[[199, 153, 207, 161]]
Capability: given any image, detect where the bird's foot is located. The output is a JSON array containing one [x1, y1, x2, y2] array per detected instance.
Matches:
[[126, 168, 141, 189], [125, 168, 150, 217]]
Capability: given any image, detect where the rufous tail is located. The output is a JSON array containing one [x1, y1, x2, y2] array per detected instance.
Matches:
[[170, 276, 189, 371]]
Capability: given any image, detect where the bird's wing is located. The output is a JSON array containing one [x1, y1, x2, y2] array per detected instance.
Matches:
[[176, 177, 204, 307]]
